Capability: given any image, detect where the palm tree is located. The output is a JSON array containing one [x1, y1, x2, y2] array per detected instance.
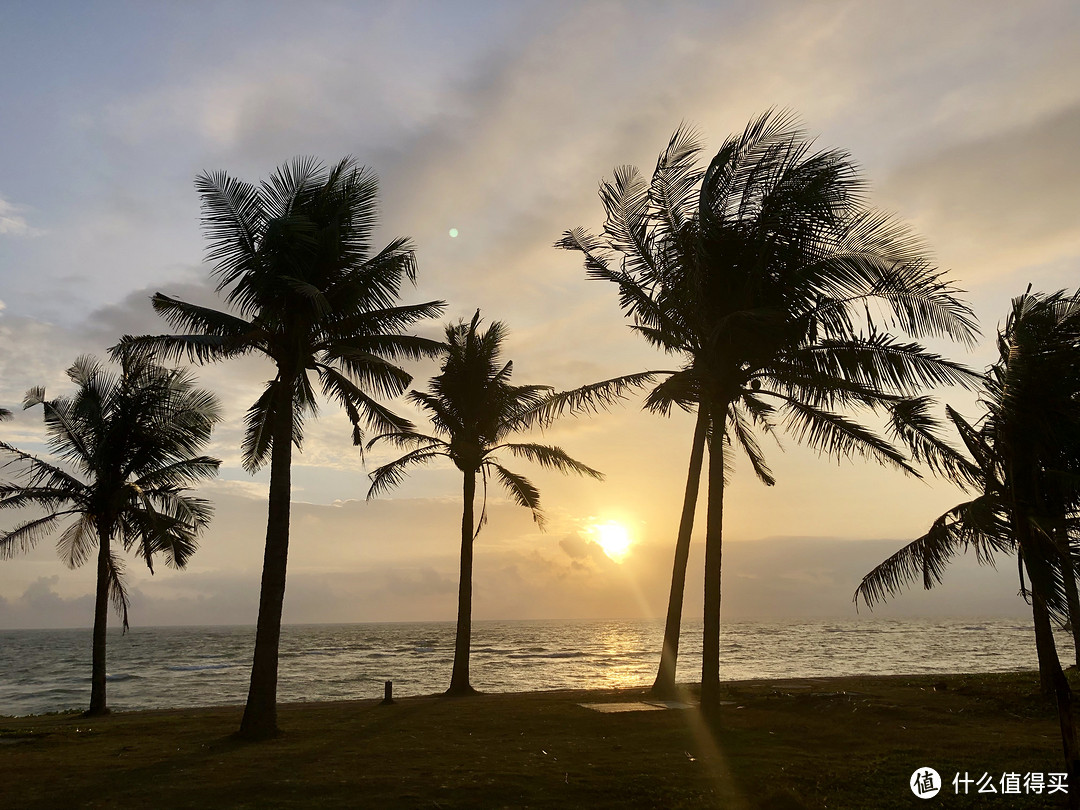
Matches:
[[856, 288, 1080, 803], [0, 355, 220, 715], [114, 157, 445, 739], [561, 112, 980, 716], [367, 311, 601, 695], [559, 129, 718, 698]]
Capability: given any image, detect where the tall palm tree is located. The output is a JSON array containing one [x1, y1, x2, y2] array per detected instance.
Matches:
[[562, 112, 980, 716], [367, 311, 601, 695], [559, 129, 720, 698], [0, 355, 220, 715], [856, 288, 1080, 803], [114, 157, 445, 739]]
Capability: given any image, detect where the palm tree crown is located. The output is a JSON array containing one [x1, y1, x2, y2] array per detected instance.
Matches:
[[855, 288, 1080, 614], [114, 156, 446, 738], [369, 310, 600, 521], [563, 114, 979, 470], [0, 354, 221, 714], [117, 157, 445, 465], [368, 311, 601, 693]]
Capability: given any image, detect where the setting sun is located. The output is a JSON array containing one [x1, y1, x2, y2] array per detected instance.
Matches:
[[589, 521, 633, 563]]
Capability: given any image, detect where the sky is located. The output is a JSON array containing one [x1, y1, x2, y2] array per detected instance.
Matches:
[[1, 0, 1078, 629]]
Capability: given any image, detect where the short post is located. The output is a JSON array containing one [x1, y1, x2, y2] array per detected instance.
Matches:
[[380, 679, 394, 706]]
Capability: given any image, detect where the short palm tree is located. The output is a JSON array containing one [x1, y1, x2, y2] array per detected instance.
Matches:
[[856, 288, 1080, 799], [114, 157, 445, 738], [367, 311, 601, 695], [0, 355, 221, 715], [561, 112, 980, 715]]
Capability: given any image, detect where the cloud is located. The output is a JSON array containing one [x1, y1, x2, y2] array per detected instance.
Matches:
[[0, 194, 44, 238], [0, 577, 94, 629], [881, 104, 1080, 281]]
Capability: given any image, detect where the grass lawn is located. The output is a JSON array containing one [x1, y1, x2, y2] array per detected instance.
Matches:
[[1, 672, 1072, 809]]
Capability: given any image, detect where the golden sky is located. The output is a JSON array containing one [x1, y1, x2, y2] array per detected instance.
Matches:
[[1, 1, 1078, 627]]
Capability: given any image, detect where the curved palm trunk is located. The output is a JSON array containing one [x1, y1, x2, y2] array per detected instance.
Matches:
[[86, 528, 111, 716], [1054, 527, 1080, 668], [1064, 562, 1080, 669], [651, 406, 708, 699], [239, 394, 294, 739], [1032, 589, 1080, 810], [700, 406, 727, 719], [1032, 590, 1060, 696], [1016, 491, 1079, 805], [447, 469, 478, 696]]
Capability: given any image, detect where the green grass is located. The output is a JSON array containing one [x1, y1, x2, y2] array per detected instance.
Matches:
[[1, 672, 1072, 809]]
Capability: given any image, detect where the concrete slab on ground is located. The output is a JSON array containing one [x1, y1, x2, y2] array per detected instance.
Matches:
[[579, 700, 700, 713]]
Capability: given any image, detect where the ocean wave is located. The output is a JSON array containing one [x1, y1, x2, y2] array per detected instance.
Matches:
[[106, 673, 139, 682], [166, 664, 231, 672], [507, 651, 588, 660]]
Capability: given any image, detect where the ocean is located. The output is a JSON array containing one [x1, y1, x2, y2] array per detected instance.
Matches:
[[0, 618, 1053, 717]]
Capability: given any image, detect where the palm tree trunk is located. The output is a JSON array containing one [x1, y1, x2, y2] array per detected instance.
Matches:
[[651, 405, 708, 699], [700, 406, 726, 719], [238, 392, 294, 740], [86, 528, 111, 717], [1055, 530, 1080, 669], [1032, 592, 1060, 696], [1028, 591, 1080, 810], [1049, 615, 1080, 810], [1016, 493, 1079, 805], [1065, 576, 1080, 671], [447, 468, 478, 696]]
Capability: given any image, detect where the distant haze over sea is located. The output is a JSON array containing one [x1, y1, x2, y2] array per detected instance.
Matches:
[[0, 536, 1030, 631]]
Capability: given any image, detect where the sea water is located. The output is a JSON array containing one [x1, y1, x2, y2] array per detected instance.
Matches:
[[0, 618, 1052, 717]]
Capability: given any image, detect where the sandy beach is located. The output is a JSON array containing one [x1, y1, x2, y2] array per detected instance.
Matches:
[[1, 671, 1068, 809]]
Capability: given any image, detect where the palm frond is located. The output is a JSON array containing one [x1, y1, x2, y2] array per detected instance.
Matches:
[[777, 395, 913, 472], [0, 512, 74, 559], [366, 447, 448, 500], [512, 371, 666, 429], [887, 397, 982, 487], [729, 403, 775, 486], [496, 443, 603, 480], [56, 513, 98, 568], [488, 463, 544, 528], [105, 550, 131, 632], [854, 495, 1010, 608]]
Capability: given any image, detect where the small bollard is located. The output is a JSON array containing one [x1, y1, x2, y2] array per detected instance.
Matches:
[[380, 679, 394, 706]]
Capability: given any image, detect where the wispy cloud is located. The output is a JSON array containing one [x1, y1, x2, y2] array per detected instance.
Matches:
[[0, 194, 44, 237]]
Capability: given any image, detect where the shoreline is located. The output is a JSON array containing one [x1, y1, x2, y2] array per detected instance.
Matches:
[[3, 667, 1040, 721]]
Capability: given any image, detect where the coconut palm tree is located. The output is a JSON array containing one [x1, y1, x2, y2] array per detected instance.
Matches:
[[856, 288, 1080, 802], [114, 157, 445, 739], [367, 311, 601, 695], [561, 112, 980, 716], [0, 355, 220, 716]]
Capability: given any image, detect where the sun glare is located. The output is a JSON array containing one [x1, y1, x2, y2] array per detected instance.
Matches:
[[590, 521, 633, 563]]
